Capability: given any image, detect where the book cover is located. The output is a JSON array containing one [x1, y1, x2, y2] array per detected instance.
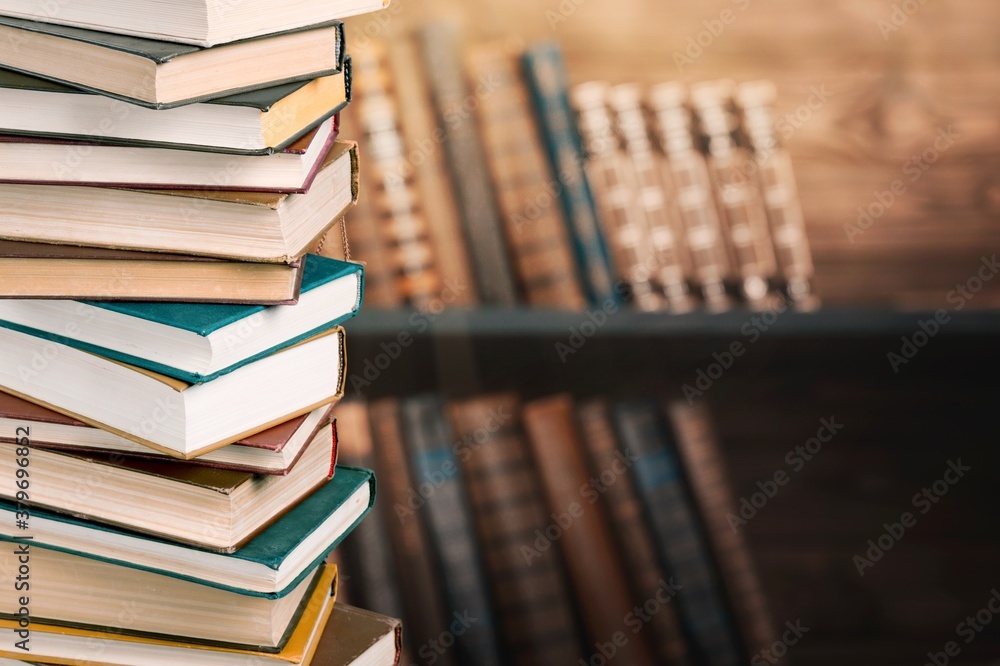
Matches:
[[0, 255, 364, 384], [523, 42, 618, 306], [450, 393, 586, 665], [0, 467, 374, 598], [400, 395, 503, 666], [522, 395, 656, 665], [613, 401, 744, 666], [419, 21, 518, 306], [312, 605, 403, 666]]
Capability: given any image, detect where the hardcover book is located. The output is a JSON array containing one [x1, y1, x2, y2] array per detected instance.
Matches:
[[0, 327, 347, 458], [0, 16, 345, 108], [0, 421, 337, 551], [0, 115, 339, 191], [0, 563, 339, 664], [312, 605, 403, 666], [0, 0, 391, 47], [0, 67, 351, 154], [0, 254, 363, 383], [0, 466, 375, 596]]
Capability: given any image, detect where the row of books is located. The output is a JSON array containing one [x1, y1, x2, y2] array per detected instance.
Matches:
[[333, 392, 779, 666], [0, 0, 402, 663], [328, 27, 819, 314]]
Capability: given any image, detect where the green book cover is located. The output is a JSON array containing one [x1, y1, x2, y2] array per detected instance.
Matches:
[[0, 466, 375, 599]]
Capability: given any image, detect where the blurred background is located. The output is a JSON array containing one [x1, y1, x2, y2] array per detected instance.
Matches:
[[328, 1, 1000, 664]]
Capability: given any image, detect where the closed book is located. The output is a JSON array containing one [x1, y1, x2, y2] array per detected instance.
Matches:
[[0, 0, 390, 47], [608, 83, 696, 312], [523, 43, 618, 306], [312, 605, 402, 666], [572, 81, 663, 311], [0, 466, 375, 596], [646, 83, 733, 311], [0, 67, 351, 155], [0, 115, 339, 192], [449, 393, 586, 665], [0, 393, 332, 475], [0, 327, 346, 459], [400, 395, 503, 666], [0, 241, 309, 304], [691, 81, 779, 309], [0, 547, 323, 648], [735, 81, 820, 311], [0, 17, 344, 108], [0, 253, 363, 384], [613, 401, 744, 666], [666, 401, 778, 659], [522, 395, 655, 666], [0, 562, 339, 664], [334, 403, 412, 662], [0, 421, 336, 551], [386, 34, 478, 306], [351, 43, 444, 308], [469, 44, 587, 310], [577, 400, 692, 665], [369, 398, 456, 666], [0, 140, 358, 262], [419, 21, 518, 306]]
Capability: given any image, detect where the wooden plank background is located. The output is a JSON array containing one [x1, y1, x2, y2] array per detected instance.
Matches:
[[344, 0, 1000, 308]]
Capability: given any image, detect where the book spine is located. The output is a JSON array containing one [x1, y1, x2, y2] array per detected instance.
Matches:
[[418, 21, 518, 306], [577, 400, 693, 666], [330, 404, 410, 645], [613, 401, 744, 666], [522, 395, 656, 666], [735, 81, 820, 311], [691, 81, 779, 309], [386, 36, 479, 306], [449, 394, 586, 665], [645, 83, 733, 311], [400, 396, 504, 666], [666, 401, 778, 659], [608, 83, 696, 313], [571, 81, 663, 311], [522, 42, 619, 306], [468, 45, 587, 310], [369, 399, 457, 666], [353, 44, 444, 309]]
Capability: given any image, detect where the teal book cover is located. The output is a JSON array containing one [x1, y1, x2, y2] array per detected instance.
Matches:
[[0, 466, 375, 600], [523, 43, 619, 306], [0, 255, 364, 384]]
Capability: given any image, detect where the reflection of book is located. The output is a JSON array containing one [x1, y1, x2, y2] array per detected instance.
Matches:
[[0, 563, 339, 665], [0, 116, 339, 192], [0, 466, 375, 596], [0, 16, 346, 108], [0, 68, 351, 154], [312, 605, 403, 666]]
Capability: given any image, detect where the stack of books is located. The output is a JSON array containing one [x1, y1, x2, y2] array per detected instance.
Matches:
[[0, 0, 401, 663], [334, 32, 819, 313]]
